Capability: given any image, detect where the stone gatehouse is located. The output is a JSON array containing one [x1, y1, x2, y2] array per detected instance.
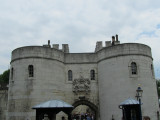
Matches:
[[1, 35, 159, 120]]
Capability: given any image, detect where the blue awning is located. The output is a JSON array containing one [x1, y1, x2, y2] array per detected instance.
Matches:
[[32, 100, 73, 109], [119, 98, 140, 106]]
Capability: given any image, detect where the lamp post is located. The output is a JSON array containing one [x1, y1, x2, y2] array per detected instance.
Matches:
[[135, 86, 143, 120]]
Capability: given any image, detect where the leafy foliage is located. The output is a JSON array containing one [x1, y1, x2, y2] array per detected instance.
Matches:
[[0, 69, 10, 84], [156, 80, 160, 98]]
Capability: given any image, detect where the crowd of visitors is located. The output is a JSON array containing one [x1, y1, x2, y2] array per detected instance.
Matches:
[[71, 113, 95, 120]]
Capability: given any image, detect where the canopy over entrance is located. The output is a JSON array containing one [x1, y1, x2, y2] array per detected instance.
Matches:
[[119, 98, 140, 106], [119, 98, 141, 120], [32, 100, 73, 120]]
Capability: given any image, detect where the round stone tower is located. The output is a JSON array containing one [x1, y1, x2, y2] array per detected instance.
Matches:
[[8, 45, 66, 120], [97, 43, 159, 120]]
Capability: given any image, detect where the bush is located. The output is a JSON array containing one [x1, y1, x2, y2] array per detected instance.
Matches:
[[0, 69, 10, 84]]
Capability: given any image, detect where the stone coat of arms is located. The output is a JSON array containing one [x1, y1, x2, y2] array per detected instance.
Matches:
[[72, 76, 90, 93]]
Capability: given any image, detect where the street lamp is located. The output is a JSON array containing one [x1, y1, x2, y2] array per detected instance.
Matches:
[[135, 86, 143, 120]]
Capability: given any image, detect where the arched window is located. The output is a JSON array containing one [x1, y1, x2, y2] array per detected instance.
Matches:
[[90, 70, 95, 80], [131, 62, 137, 75], [11, 67, 14, 80], [28, 65, 34, 77], [68, 70, 72, 81]]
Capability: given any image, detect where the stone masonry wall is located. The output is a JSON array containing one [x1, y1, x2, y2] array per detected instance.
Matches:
[[0, 89, 8, 120], [7, 42, 159, 120]]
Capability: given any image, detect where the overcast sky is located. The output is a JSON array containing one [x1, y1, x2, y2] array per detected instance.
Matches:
[[0, 0, 160, 79]]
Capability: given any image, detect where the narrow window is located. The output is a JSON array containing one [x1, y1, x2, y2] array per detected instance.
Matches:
[[151, 64, 154, 76], [90, 70, 95, 80], [131, 62, 137, 75], [28, 65, 34, 77], [68, 70, 72, 81], [11, 67, 14, 80]]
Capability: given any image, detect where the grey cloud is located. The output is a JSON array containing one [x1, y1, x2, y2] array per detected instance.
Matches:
[[0, 0, 160, 79]]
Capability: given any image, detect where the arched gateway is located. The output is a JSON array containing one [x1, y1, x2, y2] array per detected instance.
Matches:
[[72, 100, 99, 120]]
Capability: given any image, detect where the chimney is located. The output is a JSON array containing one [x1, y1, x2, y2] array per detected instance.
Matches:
[[48, 40, 50, 45], [43, 40, 51, 48], [116, 34, 118, 41], [112, 36, 115, 45], [112, 36, 115, 42]]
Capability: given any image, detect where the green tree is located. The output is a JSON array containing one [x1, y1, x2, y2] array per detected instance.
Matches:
[[0, 69, 10, 84], [156, 80, 160, 98]]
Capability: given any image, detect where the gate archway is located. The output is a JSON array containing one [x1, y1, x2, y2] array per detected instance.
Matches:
[[72, 100, 99, 120]]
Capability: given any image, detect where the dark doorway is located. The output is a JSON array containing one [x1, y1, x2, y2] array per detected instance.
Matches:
[[119, 98, 141, 120], [32, 100, 73, 120], [121, 105, 141, 120], [35, 108, 73, 120]]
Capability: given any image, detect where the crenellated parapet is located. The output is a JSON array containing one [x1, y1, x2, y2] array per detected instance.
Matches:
[[95, 34, 120, 52], [10, 33, 152, 66], [96, 43, 152, 62], [43, 40, 69, 53], [11, 37, 152, 65], [52, 43, 69, 53], [11, 46, 65, 63], [11, 41, 70, 63]]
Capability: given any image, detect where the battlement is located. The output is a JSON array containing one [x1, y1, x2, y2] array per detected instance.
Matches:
[[42, 35, 120, 53], [43, 40, 69, 53], [95, 34, 120, 52]]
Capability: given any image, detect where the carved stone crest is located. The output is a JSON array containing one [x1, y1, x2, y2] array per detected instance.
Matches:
[[73, 76, 90, 94]]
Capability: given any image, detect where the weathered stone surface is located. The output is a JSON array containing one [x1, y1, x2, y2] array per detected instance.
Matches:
[[0, 89, 8, 120], [2, 41, 158, 120]]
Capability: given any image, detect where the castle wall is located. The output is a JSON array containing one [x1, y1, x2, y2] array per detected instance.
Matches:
[[7, 42, 159, 120], [64, 53, 98, 105], [64, 63, 99, 105], [9, 46, 99, 120], [98, 44, 159, 120], [0, 89, 8, 120], [65, 53, 97, 63]]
